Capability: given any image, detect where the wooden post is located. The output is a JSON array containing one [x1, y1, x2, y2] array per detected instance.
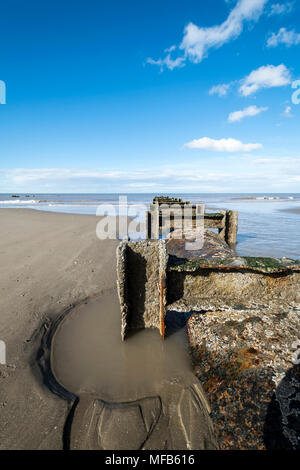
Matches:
[[226, 210, 238, 246], [159, 274, 166, 339], [218, 210, 227, 241]]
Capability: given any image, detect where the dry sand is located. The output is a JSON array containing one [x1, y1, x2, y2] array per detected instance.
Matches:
[[0, 209, 121, 449]]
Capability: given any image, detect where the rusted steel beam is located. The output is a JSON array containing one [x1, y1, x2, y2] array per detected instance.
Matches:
[[159, 273, 166, 338]]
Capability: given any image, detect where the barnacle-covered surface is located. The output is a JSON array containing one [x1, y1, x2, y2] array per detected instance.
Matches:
[[117, 234, 300, 449], [166, 230, 300, 449], [187, 308, 300, 450]]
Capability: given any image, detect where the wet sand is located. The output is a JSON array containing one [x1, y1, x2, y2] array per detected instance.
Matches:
[[0, 209, 122, 449]]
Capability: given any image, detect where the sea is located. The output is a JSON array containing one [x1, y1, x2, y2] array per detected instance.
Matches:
[[1, 193, 299, 259]]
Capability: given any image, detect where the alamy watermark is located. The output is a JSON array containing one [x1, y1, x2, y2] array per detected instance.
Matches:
[[292, 80, 300, 105], [0, 80, 6, 104], [95, 196, 204, 251]]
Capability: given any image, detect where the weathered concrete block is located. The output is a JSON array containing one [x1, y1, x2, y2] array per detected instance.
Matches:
[[167, 256, 300, 312], [167, 229, 236, 260], [116, 232, 300, 449], [117, 240, 168, 340]]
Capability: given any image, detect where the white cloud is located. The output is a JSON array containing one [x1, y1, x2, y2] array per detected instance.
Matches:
[[184, 137, 262, 152], [0, 167, 238, 195], [2, 163, 300, 193], [164, 45, 176, 53], [209, 83, 233, 96], [239, 64, 291, 96], [253, 157, 298, 164], [147, 0, 267, 70], [228, 105, 268, 122], [211, 64, 292, 98], [268, 2, 294, 16], [180, 0, 268, 63], [146, 54, 185, 71], [2, 168, 126, 185], [267, 28, 300, 48], [0, 167, 232, 185]]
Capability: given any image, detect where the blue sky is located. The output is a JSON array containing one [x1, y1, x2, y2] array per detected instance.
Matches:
[[0, 0, 299, 193]]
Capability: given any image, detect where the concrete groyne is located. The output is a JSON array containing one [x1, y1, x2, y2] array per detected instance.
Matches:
[[116, 197, 300, 449], [145, 196, 238, 246]]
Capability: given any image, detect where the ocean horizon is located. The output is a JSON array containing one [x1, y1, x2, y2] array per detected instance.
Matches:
[[1, 192, 299, 259]]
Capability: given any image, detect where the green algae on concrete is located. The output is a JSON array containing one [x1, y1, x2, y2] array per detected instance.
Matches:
[[168, 257, 243, 272], [243, 256, 300, 271], [168, 256, 300, 274]]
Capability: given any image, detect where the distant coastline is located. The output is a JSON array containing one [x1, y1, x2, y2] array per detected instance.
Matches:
[[232, 196, 295, 200]]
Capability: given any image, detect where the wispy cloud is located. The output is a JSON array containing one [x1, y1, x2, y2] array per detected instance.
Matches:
[[2, 162, 300, 193], [268, 2, 294, 16], [184, 137, 262, 152], [228, 105, 268, 122], [164, 45, 176, 53], [2, 168, 126, 184], [0, 167, 235, 193], [146, 54, 185, 72], [210, 64, 292, 97], [252, 157, 299, 164], [180, 0, 268, 63], [267, 28, 300, 48], [147, 0, 268, 71], [239, 64, 291, 96], [209, 82, 234, 97]]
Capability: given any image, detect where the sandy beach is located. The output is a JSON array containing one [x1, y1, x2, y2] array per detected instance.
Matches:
[[0, 208, 218, 450], [0, 209, 121, 449]]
